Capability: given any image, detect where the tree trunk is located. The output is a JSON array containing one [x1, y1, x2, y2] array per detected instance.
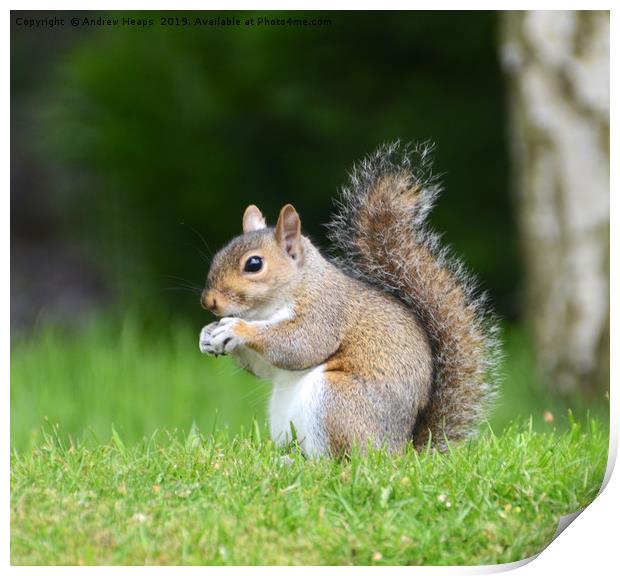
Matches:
[[501, 11, 609, 394]]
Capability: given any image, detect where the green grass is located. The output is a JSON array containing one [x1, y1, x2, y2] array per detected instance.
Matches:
[[11, 419, 607, 565], [10, 316, 610, 565], [10, 317, 270, 451], [10, 316, 608, 451]]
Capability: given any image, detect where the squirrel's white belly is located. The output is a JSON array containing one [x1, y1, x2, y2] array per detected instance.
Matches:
[[268, 364, 327, 457]]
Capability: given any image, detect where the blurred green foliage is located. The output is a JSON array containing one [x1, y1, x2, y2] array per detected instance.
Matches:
[[17, 10, 517, 321]]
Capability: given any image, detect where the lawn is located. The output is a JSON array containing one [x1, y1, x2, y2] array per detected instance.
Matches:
[[10, 316, 606, 449], [10, 316, 610, 565], [11, 420, 607, 565]]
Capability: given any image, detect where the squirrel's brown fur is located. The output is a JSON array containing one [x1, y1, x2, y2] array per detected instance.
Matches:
[[199, 141, 500, 456], [326, 141, 500, 449]]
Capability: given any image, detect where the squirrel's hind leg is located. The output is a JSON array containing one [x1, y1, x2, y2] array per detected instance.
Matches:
[[323, 371, 416, 456]]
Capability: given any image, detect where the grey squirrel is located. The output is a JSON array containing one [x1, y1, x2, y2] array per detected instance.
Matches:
[[199, 141, 500, 457]]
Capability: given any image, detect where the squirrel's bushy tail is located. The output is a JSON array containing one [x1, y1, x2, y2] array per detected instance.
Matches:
[[326, 141, 501, 449]]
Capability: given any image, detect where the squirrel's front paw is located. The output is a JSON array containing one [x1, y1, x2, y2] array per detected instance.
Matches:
[[199, 321, 220, 355], [199, 318, 246, 356]]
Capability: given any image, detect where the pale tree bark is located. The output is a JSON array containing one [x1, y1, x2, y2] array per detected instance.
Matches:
[[501, 11, 609, 394]]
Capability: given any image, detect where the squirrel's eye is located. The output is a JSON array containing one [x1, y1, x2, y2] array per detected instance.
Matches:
[[243, 255, 263, 273]]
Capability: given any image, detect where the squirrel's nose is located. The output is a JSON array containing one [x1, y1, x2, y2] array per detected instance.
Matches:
[[201, 290, 218, 312]]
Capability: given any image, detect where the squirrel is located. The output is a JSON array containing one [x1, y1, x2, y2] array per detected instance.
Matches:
[[199, 141, 500, 457]]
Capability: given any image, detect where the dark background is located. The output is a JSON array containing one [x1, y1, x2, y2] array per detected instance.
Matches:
[[11, 11, 517, 331]]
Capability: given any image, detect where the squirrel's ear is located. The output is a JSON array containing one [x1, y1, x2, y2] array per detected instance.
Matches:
[[242, 205, 267, 233], [275, 204, 303, 262]]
